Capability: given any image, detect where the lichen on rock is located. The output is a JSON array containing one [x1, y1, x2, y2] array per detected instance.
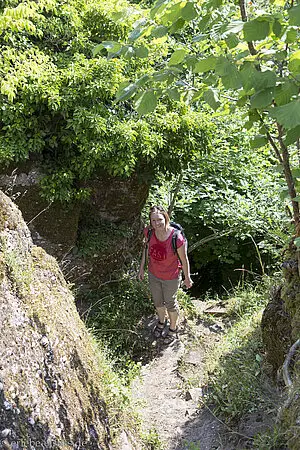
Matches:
[[0, 191, 112, 449]]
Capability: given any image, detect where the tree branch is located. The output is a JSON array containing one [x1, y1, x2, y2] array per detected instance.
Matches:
[[168, 172, 183, 217], [257, 112, 283, 164], [277, 122, 300, 229], [239, 0, 257, 55]]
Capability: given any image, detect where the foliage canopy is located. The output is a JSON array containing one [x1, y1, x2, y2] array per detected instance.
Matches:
[[104, 0, 300, 233], [0, 0, 211, 202]]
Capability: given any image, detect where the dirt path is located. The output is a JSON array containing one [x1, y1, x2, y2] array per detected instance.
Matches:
[[130, 304, 236, 450], [127, 300, 279, 450]]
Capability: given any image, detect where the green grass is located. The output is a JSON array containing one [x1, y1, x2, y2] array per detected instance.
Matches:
[[81, 273, 155, 375], [202, 278, 281, 423]]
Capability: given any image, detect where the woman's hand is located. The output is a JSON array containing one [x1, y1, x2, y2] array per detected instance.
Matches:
[[138, 267, 144, 281], [183, 277, 193, 289]]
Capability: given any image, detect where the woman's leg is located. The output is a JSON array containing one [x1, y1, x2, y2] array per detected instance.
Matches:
[[148, 273, 167, 323], [162, 278, 180, 331]]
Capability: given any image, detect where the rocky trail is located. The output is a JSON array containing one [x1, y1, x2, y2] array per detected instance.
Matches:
[[126, 299, 279, 450]]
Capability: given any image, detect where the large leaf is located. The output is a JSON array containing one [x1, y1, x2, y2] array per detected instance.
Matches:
[[243, 18, 271, 41], [135, 74, 151, 87], [274, 81, 298, 106], [135, 90, 158, 115], [250, 88, 274, 109], [250, 135, 268, 149], [151, 25, 168, 38], [161, 2, 184, 25], [135, 45, 149, 58], [269, 100, 300, 130], [225, 33, 239, 49], [168, 49, 187, 66], [224, 20, 244, 35], [286, 27, 298, 44], [203, 88, 220, 110], [128, 23, 149, 42], [193, 56, 217, 73], [116, 83, 138, 102], [272, 19, 283, 38], [181, 2, 198, 21], [284, 126, 300, 146], [288, 50, 300, 76], [215, 57, 242, 89], [240, 63, 258, 93], [150, 0, 171, 19], [253, 70, 277, 92], [288, 4, 300, 26], [169, 17, 186, 33], [93, 41, 121, 55], [166, 87, 181, 101]]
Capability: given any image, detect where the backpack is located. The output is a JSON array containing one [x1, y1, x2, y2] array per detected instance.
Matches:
[[146, 221, 187, 258]]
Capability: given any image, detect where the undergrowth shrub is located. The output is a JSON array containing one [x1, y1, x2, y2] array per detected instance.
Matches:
[[82, 274, 154, 377]]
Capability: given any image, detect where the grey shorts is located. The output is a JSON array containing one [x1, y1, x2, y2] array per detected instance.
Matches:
[[148, 272, 180, 313]]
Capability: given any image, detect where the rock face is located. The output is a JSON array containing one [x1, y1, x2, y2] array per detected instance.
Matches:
[[261, 286, 292, 376], [0, 191, 112, 449], [0, 164, 149, 286]]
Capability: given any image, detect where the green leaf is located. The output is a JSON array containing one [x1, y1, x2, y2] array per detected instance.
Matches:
[[168, 49, 187, 66], [250, 135, 268, 148], [272, 19, 283, 38], [203, 88, 220, 110], [135, 45, 149, 58], [286, 27, 298, 43], [250, 88, 274, 109], [92, 44, 104, 56], [169, 17, 186, 33], [153, 70, 174, 82], [116, 83, 137, 102], [161, 2, 183, 25], [289, 50, 300, 75], [191, 90, 203, 102], [225, 20, 244, 35], [150, 0, 170, 19], [253, 70, 277, 92], [99, 41, 122, 53], [243, 18, 271, 41], [193, 56, 217, 73], [294, 237, 300, 248], [291, 168, 300, 178], [135, 74, 151, 87], [269, 100, 300, 130], [135, 90, 158, 115], [181, 2, 198, 21], [121, 45, 135, 59], [289, 4, 300, 26], [225, 33, 239, 49], [240, 63, 258, 93], [215, 57, 242, 89], [285, 126, 300, 146], [166, 88, 180, 101], [274, 81, 298, 106], [151, 25, 168, 38]]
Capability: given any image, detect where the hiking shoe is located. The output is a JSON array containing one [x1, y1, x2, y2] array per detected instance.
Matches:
[[163, 327, 178, 345], [153, 321, 165, 338]]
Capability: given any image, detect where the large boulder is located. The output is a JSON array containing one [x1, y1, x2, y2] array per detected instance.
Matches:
[[0, 166, 81, 260], [0, 164, 149, 288], [0, 191, 112, 449]]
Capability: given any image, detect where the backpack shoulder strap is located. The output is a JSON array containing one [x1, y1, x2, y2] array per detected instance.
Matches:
[[146, 227, 153, 245], [171, 229, 180, 255]]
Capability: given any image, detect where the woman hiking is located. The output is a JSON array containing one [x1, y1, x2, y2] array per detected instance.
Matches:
[[138, 205, 193, 344]]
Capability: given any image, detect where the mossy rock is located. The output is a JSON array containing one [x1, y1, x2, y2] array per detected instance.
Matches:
[[0, 190, 112, 449]]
